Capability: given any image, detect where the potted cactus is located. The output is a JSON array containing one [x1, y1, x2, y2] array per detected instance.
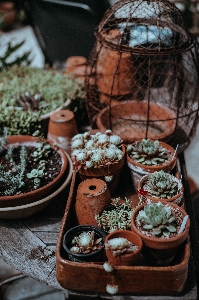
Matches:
[[138, 170, 183, 205], [131, 201, 190, 266], [62, 225, 106, 262], [126, 138, 177, 190], [70, 130, 126, 194]]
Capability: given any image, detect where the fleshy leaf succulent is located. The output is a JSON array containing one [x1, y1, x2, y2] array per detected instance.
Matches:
[[70, 231, 103, 254], [95, 198, 133, 233], [71, 130, 123, 170], [105, 237, 138, 256], [127, 139, 169, 166], [137, 202, 177, 237], [143, 170, 180, 199]]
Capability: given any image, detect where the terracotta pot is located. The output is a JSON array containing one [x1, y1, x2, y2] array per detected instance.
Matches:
[[78, 145, 126, 195], [96, 29, 139, 99], [131, 202, 190, 266], [138, 173, 183, 205], [0, 135, 68, 208], [62, 225, 106, 262], [65, 56, 87, 74], [127, 141, 177, 190], [0, 1, 17, 30], [105, 230, 143, 266], [75, 178, 111, 226], [96, 100, 176, 144], [47, 109, 78, 155]]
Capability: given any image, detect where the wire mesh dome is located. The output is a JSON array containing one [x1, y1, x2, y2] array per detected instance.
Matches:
[[85, 0, 199, 151]]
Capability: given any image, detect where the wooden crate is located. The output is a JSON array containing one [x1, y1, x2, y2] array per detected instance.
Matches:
[[56, 167, 190, 295]]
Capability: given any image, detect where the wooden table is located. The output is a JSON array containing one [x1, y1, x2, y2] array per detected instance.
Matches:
[[0, 153, 198, 299]]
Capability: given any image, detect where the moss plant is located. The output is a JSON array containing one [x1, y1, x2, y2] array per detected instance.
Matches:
[[0, 65, 85, 135]]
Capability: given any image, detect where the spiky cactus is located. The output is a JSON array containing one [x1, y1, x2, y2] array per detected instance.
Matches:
[[143, 170, 180, 199], [127, 139, 168, 165], [136, 202, 177, 237]]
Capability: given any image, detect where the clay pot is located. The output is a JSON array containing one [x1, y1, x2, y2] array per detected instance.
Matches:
[[78, 145, 126, 195], [131, 202, 190, 266], [62, 225, 106, 262], [75, 178, 111, 226], [96, 100, 176, 144], [65, 56, 87, 82], [0, 135, 68, 208], [127, 141, 177, 191], [138, 173, 183, 205], [47, 109, 78, 155], [105, 230, 143, 266], [0, 1, 17, 30], [96, 29, 139, 101]]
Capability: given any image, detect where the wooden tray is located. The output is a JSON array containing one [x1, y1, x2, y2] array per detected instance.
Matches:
[[56, 166, 190, 295]]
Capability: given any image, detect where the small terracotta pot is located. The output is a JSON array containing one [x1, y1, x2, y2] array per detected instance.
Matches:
[[96, 100, 176, 144], [127, 141, 177, 190], [75, 178, 112, 226], [62, 225, 106, 263], [47, 109, 78, 155], [0, 135, 68, 208], [105, 230, 143, 266], [138, 173, 183, 205], [78, 145, 126, 195], [131, 202, 190, 266], [65, 56, 87, 74]]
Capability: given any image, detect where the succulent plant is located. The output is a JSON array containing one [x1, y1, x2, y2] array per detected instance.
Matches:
[[127, 139, 169, 166], [70, 231, 103, 254], [0, 65, 85, 136], [136, 202, 177, 237], [95, 197, 133, 233], [105, 237, 138, 256], [143, 170, 180, 199], [71, 130, 123, 170]]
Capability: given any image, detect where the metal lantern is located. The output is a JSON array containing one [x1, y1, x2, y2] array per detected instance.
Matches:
[[85, 0, 199, 151]]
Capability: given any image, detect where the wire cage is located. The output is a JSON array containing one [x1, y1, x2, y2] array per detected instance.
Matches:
[[85, 0, 199, 152]]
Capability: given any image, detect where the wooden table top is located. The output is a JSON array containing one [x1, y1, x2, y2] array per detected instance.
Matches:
[[0, 154, 198, 299]]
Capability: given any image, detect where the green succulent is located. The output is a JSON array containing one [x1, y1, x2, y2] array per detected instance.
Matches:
[[127, 139, 168, 166], [143, 170, 180, 199], [137, 202, 177, 237], [0, 65, 85, 136]]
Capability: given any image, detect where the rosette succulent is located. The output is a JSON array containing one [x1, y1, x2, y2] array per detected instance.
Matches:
[[136, 202, 177, 237], [127, 139, 169, 166], [71, 130, 123, 170], [105, 237, 138, 256], [70, 231, 103, 254], [143, 170, 180, 199]]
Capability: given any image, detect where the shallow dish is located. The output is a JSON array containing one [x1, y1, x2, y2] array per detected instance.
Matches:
[[0, 152, 73, 219]]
